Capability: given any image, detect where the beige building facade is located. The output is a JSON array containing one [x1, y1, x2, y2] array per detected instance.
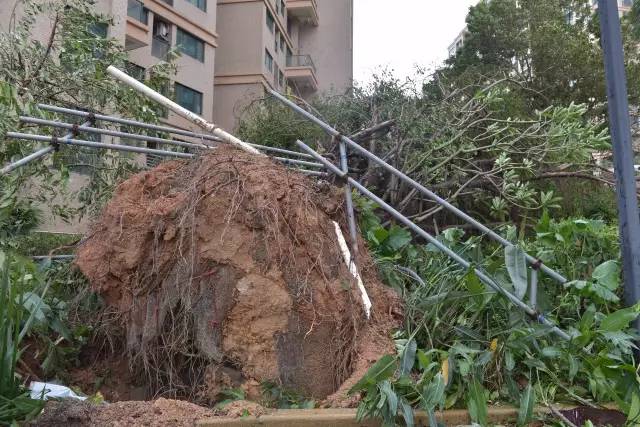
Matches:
[[213, 0, 353, 130]]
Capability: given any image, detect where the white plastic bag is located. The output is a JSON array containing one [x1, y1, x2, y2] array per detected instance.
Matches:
[[29, 382, 87, 401]]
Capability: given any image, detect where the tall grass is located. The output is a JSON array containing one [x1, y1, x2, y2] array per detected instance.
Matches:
[[0, 251, 45, 425]]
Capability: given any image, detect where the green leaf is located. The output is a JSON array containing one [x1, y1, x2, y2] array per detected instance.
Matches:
[[386, 226, 412, 251], [600, 304, 640, 332], [592, 260, 620, 290], [467, 378, 488, 426], [541, 347, 562, 359], [629, 392, 640, 426], [380, 381, 398, 418], [517, 384, 535, 426], [348, 355, 397, 394], [464, 270, 485, 308], [399, 399, 414, 427], [400, 338, 417, 376], [505, 246, 528, 300], [422, 373, 446, 411], [416, 349, 430, 371]]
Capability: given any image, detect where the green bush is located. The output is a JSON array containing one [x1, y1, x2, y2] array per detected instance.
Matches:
[[0, 251, 47, 425]]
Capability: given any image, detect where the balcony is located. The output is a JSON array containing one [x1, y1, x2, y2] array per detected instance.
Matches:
[[125, 0, 149, 51], [286, 0, 318, 26], [285, 54, 318, 93]]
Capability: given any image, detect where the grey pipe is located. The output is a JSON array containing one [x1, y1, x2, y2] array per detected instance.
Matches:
[[20, 116, 211, 151], [339, 139, 359, 257], [531, 268, 539, 312], [295, 139, 572, 342], [37, 104, 314, 160], [7, 133, 326, 171], [269, 89, 568, 285], [7, 133, 194, 158], [1, 120, 92, 175], [273, 156, 323, 169]]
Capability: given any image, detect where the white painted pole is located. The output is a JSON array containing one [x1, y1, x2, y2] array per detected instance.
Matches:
[[106, 66, 263, 156]]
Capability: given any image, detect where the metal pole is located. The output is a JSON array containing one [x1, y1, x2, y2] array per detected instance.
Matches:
[[106, 66, 262, 156], [273, 156, 323, 169], [38, 103, 222, 143], [20, 116, 211, 152], [1, 146, 56, 175], [7, 133, 194, 159], [295, 139, 572, 341], [36, 104, 315, 160], [530, 267, 538, 312], [338, 138, 359, 257], [598, 0, 640, 322], [269, 89, 568, 285], [7, 133, 325, 171], [1, 120, 92, 175], [32, 255, 76, 261]]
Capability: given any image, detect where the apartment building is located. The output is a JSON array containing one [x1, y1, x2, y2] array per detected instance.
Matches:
[[213, 0, 354, 130], [123, 0, 219, 130]]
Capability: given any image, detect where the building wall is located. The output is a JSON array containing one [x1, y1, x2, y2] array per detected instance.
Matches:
[[125, 0, 218, 129], [297, 0, 353, 95], [213, 0, 296, 131], [213, 81, 265, 130]]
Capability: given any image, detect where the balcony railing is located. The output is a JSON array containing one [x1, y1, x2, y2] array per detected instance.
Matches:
[[152, 37, 170, 59], [127, 0, 148, 25], [286, 54, 316, 73]]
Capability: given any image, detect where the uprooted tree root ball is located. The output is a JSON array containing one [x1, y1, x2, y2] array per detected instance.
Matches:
[[76, 145, 401, 404]]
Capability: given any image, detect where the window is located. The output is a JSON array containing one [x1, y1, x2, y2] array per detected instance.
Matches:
[[89, 22, 108, 38], [279, 70, 284, 88], [186, 0, 206, 11], [125, 61, 145, 81], [177, 28, 205, 62], [159, 0, 174, 6], [175, 83, 203, 114], [286, 46, 292, 64], [280, 0, 285, 16], [127, 0, 148, 24], [279, 33, 285, 51], [264, 49, 273, 73], [152, 18, 171, 58], [266, 9, 275, 33], [274, 29, 279, 52]]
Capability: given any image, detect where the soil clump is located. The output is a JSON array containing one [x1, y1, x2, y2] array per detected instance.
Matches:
[[75, 145, 401, 403]]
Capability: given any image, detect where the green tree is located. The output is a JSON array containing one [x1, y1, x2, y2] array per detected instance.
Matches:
[[444, 0, 640, 114]]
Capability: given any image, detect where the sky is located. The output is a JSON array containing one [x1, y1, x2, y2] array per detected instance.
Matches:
[[353, 1, 479, 86]]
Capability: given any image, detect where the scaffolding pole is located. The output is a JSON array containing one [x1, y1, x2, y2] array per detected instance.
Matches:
[[295, 139, 572, 342], [36, 104, 314, 160], [0, 120, 92, 175], [268, 89, 569, 286]]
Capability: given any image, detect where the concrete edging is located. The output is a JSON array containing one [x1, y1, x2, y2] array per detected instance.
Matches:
[[197, 406, 547, 426]]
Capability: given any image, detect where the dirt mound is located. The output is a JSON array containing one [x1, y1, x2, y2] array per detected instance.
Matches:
[[76, 145, 401, 403], [30, 398, 216, 427]]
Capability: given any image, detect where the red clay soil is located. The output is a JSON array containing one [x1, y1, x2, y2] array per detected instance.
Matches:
[[75, 145, 402, 404]]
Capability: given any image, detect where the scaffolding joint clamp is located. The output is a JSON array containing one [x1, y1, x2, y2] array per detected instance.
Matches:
[[50, 136, 60, 152], [531, 259, 544, 271]]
